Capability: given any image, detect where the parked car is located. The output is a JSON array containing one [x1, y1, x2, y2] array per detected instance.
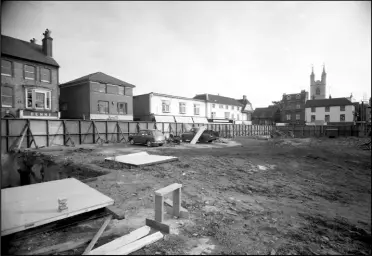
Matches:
[[181, 127, 218, 143], [128, 129, 165, 147]]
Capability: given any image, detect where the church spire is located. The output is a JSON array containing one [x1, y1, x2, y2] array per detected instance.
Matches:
[[322, 63, 326, 74], [310, 64, 315, 86], [321, 63, 327, 85]]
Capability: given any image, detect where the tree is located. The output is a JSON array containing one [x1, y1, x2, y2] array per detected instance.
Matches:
[[271, 100, 285, 112]]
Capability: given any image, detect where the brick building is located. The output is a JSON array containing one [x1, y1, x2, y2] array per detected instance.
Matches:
[[59, 72, 135, 120], [1, 29, 60, 119], [252, 106, 281, 125], [281, 90, 309, 125]]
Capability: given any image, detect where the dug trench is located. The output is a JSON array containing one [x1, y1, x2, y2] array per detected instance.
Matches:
[[1, 150, 110, 189]]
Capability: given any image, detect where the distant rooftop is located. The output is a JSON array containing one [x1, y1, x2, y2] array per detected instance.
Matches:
[[60, 72, 135, 88]]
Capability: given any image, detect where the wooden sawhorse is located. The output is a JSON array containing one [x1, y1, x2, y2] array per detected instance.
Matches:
[[145, 183, 188, 234]]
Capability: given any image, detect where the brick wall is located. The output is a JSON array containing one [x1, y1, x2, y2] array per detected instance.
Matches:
[[1, 56, 59, 117]]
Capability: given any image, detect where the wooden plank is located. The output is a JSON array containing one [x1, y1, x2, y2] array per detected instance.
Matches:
[[88, 226, 151, 255], [190, 126, 207, 144], [155, 195, 164, 222], [172, 188, 181, 217], [109, 231, 163, 255], [83, 215, 112, 255], [154, 183, 182, 196], [1, 178, 114, 236], [105, 152, 178, 167], [145, 219, 170, 234]]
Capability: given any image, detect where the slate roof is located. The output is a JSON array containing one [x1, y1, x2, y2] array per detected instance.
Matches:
[[252, 107, 279, 118], [1, 35, 59, 67], [305, 98, 353, 108], [193, 94, 243, 106], [60, 72, 136, 88]]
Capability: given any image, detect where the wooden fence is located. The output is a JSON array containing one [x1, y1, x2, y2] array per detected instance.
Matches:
[[1, 119, 367, 153], [0, 119, 274, 153]]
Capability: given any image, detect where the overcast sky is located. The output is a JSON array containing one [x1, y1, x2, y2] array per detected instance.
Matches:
[[2, 1, 371, 108]]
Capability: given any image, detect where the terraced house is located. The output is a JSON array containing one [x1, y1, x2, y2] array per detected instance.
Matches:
[[59, 72, 135, 120], [1, 29, 60, 119], [133, 93, 208, 123]]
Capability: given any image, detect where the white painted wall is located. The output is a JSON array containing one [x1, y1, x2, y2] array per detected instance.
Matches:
[[151, 94, 207, 117], [207, 102, 244, 120], [305, 105, 355, 122]]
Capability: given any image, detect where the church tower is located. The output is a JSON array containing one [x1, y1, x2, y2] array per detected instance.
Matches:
[[310, 64, 326, 100]]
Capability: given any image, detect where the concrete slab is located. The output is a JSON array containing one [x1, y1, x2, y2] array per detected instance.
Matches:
[[105, 152, 178, 167]]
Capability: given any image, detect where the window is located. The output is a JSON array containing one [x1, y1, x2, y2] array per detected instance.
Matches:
[[340, 106, 345, 111], [286, 114, 291, 120], [212, 104, 215, 108], [1, 86, 13, 107], [325, 115, 330, 122], [219, 104, 223, 109], [25, 88, 51, 110], [311, 107, 316, 112], [98, 101, 109, 114], [1, 60, 12, 76], [296, 114, 300, 120], [40, 68, 51, 83], [225, 105, 228, 109], [194, 104, 200, 115], [117, 102, 127, 114], [24, 65, 36, 80], [211, 112, 216, 118], [316, 87, 320, 95], [179, 102, 186, 114], [106, 84, 118, 94], [286, 95, 291, 100], [325, 106, 330, 112], [231, 114, 234, 119], [118, 86, 125, 95], [92, 82, 106, 93], [340, 114, 345, 122], [224, 112, 230, 119], [296, 104, 301, 109], [296, 94, 300, 99], [311, 115, 316, 122], [162, 100, 170, 113]]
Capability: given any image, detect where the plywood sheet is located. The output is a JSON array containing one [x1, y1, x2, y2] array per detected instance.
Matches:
[[105, 152, 178, 167], [1, 178, 114, 236]]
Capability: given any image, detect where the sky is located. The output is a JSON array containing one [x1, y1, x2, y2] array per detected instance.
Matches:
[[2, 1, 371, 108]]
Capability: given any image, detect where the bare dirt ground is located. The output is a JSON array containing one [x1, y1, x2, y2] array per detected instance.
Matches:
[[3, 136, 371, 255]]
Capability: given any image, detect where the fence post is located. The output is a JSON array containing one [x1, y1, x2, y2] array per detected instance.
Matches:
[[105, 121, 108, 142], [26, 119, 31, 148], [46, 120, 50, 147], [78, 120, 82, 144], [232, 125, 235, 138], [63, 120, 66, 145], [116, 121, 120, 142], [6, 119, 9, 152], [92, 120, 96, 144]]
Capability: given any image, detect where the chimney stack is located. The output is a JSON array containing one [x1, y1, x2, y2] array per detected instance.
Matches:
[[206, 93, 209, 101], [243, 95, 247, 100], [30, 38, 36, 44], [42, 29, 53, 57]]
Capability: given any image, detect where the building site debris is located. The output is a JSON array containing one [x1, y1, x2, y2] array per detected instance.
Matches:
[[109, 231, 163, 255], [1, 178, 114, 236], [82, 215, 113, 255], [164, 198, 190, 219], [104, 151, 178, 167]]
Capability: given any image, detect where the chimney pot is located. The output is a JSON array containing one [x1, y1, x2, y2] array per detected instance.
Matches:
[[42, 29, 53, 57], [30, 38, 36, 44]]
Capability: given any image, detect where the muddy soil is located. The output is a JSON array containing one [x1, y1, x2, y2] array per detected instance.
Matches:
[[3, 137, 371, 255]]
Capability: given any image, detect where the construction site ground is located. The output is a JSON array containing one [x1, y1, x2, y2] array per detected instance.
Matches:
[[3, 136, 371, 255]]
